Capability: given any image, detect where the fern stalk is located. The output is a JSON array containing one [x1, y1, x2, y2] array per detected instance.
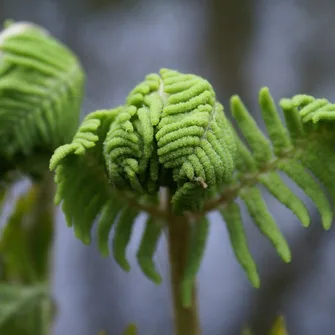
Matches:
[[30, 172, 57, 335], [34, 171, 56, 335], [164, 188, 202, 335]]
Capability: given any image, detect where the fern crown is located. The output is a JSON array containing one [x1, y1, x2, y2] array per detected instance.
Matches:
[[50, 68, 335, 306]]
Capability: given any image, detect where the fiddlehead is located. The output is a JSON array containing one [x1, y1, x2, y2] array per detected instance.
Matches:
[[101, 69, 236, 210], [50, 68, 236, 297], [0, 20, 85, 182]]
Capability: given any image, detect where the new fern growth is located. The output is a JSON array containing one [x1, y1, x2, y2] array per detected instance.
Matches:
[[0, 19, 332, 334], [0, 20, 85, 183], [50, 68, 335, 312]]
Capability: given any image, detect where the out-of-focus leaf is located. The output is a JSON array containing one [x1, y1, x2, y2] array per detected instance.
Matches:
[[0, 174, 54, 282], [0, 283, 52, 335], [0, 186, 37, 282], [268, 315, 288, 335], [122, 323, 138, 335], [26, 184, 54, 281], [241, 327, 253, 335]]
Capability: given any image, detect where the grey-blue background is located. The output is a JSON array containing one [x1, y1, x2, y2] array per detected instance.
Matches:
[[2, 1, 335, 334]]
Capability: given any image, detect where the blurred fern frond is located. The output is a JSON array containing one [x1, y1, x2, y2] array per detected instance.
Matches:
[[0, 20, 85, 183], [0, 20, 82, 333]]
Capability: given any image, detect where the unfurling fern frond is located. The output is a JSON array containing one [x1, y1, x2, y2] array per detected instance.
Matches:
[[50, 67, 335, 295], [101, 68, 236, 211], [0, 20, 85, 181], [50, 68, 236, 283]]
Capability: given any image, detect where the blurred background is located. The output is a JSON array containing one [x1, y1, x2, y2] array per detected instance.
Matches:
[[2, 0, 335, 334]]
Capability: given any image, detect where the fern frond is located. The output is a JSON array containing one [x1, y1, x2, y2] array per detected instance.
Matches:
[[220, 202, 260, 288], [112, 207, 139, 271], [50, 68, 237, 284], [51, 67, 335, 291], [280, 95, 335, 201], [0, 21, 84, 179], [136, 216, 163, 284], [210, 87, 335, 286], [50, 108, 147, 276], [101, 69, 236, 212], [50, 109, 121, 241], [97, 198, 124, 257]]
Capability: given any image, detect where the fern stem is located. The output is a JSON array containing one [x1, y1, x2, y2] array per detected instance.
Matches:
[[33, 171, 56, 335], [165, 189, 202, 335]]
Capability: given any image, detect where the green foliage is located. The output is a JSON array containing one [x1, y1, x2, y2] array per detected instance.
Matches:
[[217, 89, 335, 286], [0, 20, 85, 335], [136, 216, 163, 284], [0, 178, 55, 335], [49, 69, 236, 300], [0, 283, 52, 335], [0, 20, 85, 182], [0, 18, 331, 335], [51, 69, 236, 213], [0, 181, 54, 282], [50, 68, 335, 298]]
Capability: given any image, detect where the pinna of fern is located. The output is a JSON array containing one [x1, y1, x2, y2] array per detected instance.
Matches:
[[217, 89, 335, 287], [0, 20, 85, 183], [50, 68, 335, 307]]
